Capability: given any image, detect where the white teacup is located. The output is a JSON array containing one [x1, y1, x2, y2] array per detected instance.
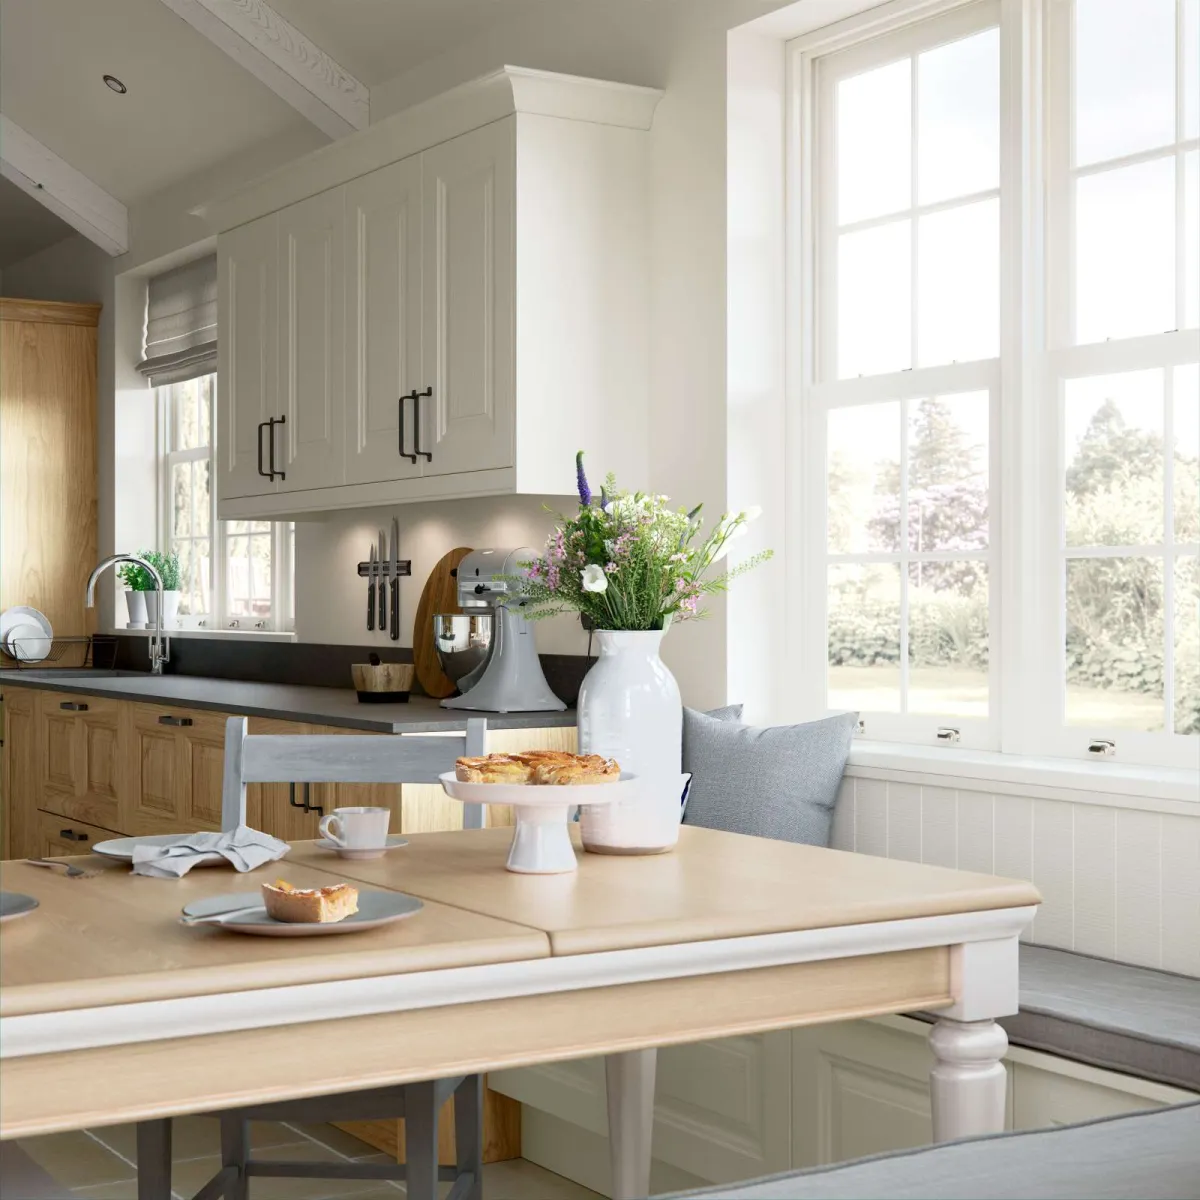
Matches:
[[319, 806, 391, 850]]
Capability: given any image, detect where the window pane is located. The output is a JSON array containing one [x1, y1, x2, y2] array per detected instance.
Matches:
[[837, 58, 911, 224], [829, 563, 901, 712], [171, 463, 194, 538], [198, 374, 213, 447], [827, 401, 902, 553], [1075, 0, 1175, 166], [226, 526, 272, 619], [1176, 555, 1199, 734], [838, 220, 911, 377], [172, 379, 205, 452], [917, 27, 999, 205], [1185, 0, 1199, 140], [917, 198, 999, 365], [194, 460, 211, 537], [1075, 159, 1175, 343], [1186, 151, 1198, 330], [1176, 365, 1200, 543], [1066, 556, 1165, 731], [908, 392, 990, 551], [1065, 371, 1165, 547], [172, 537, 211, 617], [909, 562, 988, 715]]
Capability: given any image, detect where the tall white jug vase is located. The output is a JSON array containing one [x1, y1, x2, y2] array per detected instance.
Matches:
[[577, 629, 684, 854]]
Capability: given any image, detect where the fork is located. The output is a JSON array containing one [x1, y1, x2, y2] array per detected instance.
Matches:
[[24, 858, 98, 879]]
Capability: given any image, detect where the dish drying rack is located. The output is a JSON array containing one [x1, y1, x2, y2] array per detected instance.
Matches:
[[1, 635, 119, 670]]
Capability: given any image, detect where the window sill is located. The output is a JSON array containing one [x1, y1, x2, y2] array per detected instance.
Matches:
[[848, 740, 1198, 809], [110, 627, 298, 644]]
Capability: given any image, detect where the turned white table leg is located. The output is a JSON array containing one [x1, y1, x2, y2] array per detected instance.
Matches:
[[605, 1048, 657, 1200], [929, 1017, 1008, 1141]]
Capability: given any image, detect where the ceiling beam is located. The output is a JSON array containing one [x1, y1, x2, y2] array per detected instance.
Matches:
[[157, 0, 369, 139], [0, 116, 129, 256]]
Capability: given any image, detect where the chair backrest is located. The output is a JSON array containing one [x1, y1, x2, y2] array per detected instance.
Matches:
[[221, 716, 487, 833]]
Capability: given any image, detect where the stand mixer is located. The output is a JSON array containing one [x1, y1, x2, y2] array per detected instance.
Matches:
[[440, 548, 566, 713]]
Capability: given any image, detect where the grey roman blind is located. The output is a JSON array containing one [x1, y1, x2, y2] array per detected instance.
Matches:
[[137, 255, 217, 386]]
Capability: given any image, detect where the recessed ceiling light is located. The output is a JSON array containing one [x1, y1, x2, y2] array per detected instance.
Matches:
[[103, 75, 127, 94]]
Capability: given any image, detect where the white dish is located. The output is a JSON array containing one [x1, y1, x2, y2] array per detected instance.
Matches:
[[181, 890, 423, 937], [314, 834, 408, 861], [438, 771, 633, 875], [0, 892, 39, 923], [4, 621, 51, 662], [0, 605, 52, 645], [93, 834, 243, 868]]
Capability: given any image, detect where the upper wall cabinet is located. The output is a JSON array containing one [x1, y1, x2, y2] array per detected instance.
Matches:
[[212, 67, 662, 520]]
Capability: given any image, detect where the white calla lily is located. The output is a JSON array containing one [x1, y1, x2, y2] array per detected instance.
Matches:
[[581, 564, 609, 593]]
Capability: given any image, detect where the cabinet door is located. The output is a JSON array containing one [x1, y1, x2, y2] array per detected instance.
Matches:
[[34, 692, 122, 831], [125, 705, 228, 834], [218, 213, 279, 501], [278, 188, 346, 492], [35, 811, 119, 858], [2, 688, 36, 859], [344, 158, 424, 486], [420, 121, 515, 477]]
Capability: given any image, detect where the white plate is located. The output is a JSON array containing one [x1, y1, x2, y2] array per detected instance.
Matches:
[[438, 772, 633, 806], [93, 834, 241, 868], [314, 834, 408, 861], [0, 892, 39, 923], [181, 890, 423, 936], [0, 606, 52, 644]]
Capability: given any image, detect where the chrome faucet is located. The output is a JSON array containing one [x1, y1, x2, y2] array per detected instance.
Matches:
[[86, 554, 170, 674]]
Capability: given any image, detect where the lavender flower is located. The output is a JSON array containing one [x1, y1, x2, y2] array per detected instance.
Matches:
[[575, 450, 592, 508]]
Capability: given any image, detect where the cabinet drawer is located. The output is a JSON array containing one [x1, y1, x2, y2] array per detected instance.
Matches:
[[34, 692, 123, 831], [35, 810, 121, 858]]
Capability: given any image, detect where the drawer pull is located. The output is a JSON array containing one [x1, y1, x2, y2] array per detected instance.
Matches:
[[158, 715, 194, 727], [59, 701, 89, 712], [58, 828, 89, 842]]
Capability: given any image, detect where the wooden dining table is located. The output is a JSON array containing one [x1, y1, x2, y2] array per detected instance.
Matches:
[[0, 826, 1040, 1199]]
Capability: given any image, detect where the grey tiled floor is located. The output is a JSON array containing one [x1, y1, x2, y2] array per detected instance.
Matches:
[[16, 1118, 601, 1199]]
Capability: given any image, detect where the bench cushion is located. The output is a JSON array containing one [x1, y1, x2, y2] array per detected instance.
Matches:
[[663, 1100, 1200, 1199], [1002, 945, 1200, 1092]]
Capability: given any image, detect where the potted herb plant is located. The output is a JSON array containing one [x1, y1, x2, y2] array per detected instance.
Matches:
[[117, 560, 153, 628], [141, 550, 182, 629], [521, 453, 771, 852]]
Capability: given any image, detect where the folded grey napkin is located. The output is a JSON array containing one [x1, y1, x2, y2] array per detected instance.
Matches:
[[130, 827, 290, 878]]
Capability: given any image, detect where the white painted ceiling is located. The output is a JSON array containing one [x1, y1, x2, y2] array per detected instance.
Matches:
[[0, 175, 74, 268], [0, 0, 313, 203]]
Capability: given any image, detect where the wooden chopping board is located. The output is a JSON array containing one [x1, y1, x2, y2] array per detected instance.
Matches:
[[413, 547, 473, 699]]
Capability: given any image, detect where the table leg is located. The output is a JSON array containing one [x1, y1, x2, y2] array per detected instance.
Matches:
[[605, 1048, 656, 1200], [927, 934, 1019, 1143], [135, 1119, 171, 1200]]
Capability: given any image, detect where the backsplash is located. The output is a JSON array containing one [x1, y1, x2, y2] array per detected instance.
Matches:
[[832, 773, 1200, 979]]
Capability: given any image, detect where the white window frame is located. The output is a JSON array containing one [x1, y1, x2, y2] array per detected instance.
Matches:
[[158, 375, 295, 633], [788, 0, 1199, 769]]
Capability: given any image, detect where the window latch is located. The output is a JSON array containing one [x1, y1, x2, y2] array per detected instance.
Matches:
[[935, 727, 961, 744], [1088, 739, 1116, 758]]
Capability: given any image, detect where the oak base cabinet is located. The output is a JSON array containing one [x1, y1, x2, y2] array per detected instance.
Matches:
[[34, 811, 121, 859]]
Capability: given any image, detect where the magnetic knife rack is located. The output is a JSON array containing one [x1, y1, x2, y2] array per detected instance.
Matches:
[[356, 560, 412, 577]]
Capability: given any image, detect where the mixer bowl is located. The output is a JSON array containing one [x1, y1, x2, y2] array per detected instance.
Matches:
[[434, 613, 494, 692]]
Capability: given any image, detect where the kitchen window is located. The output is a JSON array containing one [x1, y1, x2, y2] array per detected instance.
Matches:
[[790, 0, 1199, 767], [159, 374, 294, 632]]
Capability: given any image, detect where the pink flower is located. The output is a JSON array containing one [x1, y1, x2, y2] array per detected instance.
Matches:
[[605, 561, 617, 573]]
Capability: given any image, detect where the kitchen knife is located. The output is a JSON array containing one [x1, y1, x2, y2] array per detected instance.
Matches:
[[377, 529, 388, 630], [389, 515, 401, 641], [367, 546, 377, 631]]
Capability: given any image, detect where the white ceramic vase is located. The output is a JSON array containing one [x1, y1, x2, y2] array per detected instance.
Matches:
[[144, 589, 181, 629], [577, 629, 684, 854], [123, 590, 147, 629]]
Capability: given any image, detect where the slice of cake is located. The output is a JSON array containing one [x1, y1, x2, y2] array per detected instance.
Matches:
[[261, 879, 359, 924], [455, 754, 535, 783]]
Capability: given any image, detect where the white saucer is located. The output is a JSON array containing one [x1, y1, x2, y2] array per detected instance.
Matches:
[[1, 606, 53, 663], [314, 834, 408, 861]]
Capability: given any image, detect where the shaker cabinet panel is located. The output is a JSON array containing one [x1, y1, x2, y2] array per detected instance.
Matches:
[[218, 213, 279, 501], [420, 122, 515, 478], [344, 158, 424, 486], [278, 188, 346, 492], [34, 692, 122, 831], [35, 811, 121, 859]]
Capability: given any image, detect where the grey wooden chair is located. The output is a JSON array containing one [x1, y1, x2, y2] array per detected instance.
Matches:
[[135, 715, 489, 1200]]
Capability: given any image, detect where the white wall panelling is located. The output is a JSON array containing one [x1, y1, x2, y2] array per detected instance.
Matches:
[[835, 773, 1200, 978]]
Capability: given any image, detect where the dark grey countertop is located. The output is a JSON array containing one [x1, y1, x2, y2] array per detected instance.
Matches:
[[0, 671, 576, 733]]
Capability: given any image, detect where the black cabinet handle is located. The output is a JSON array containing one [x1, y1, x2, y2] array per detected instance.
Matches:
[[257, 420, 271, 478], [413, 386, 433, 462], [59, 828, 89, 842], [288, 782, 323, 815], [59, 701, 89, 712], [158, 715, 194, 727], [267, 414, 286, 482], [398, 393, 417, 463]]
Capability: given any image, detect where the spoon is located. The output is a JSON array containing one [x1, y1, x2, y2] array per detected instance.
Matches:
[[180, 904, 264, 926]]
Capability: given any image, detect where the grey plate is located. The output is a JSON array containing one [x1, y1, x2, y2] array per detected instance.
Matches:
[[0, 892, 39, 922], [93, 834, 248, 867], [181, 890, 423, 937]]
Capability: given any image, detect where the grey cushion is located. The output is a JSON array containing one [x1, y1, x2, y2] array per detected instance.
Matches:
[[681, 709, 855, 847], [704, 704, 744, 723], [661, 1100, 1200, 1199]]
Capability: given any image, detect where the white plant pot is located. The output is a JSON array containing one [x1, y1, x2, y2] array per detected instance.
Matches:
[[123, 590, 147, 629], [144, 590, 181, 629], [577, 629, 684, 854]]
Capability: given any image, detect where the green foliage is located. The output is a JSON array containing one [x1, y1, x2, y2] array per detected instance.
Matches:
[[141, 549, 181, 592], [118, 558, 155, 591]]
